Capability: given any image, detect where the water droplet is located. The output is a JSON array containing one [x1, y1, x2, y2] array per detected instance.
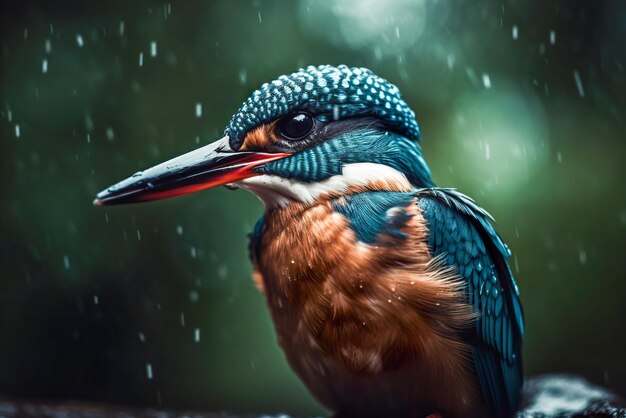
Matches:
[[573, 70, 585, 98], [146, 363, 153, 379], [76, 34, 84, 48], [482, 73, 491, 89], [150, 41, 157, 57], [176, 225, 183, 235], [189, 290, 199, 302], [138, 332, 146, 342], [195, 102, 202, 118], [93, 295, 99, 305], [63, 255, 70, 270], [194, 328, 200, 342]]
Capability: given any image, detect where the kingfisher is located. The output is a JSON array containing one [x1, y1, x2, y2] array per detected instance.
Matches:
[[94, 65, 524, 418]]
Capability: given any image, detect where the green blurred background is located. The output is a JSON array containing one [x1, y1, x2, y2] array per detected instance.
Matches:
[[1, 0, 624, 416]]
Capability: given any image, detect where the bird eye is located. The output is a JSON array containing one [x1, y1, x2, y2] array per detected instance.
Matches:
[[278, 112, 314, 140]]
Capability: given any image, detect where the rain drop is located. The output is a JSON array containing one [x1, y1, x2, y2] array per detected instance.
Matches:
[[76, 34, 84, 48], [512, 25, 518, 40], [194, 328, 200, 342], [146, 363, 153, 379], [573, 70, 585, 97], [15, 124, 20, 138], [482, 73, 491, 89], [42, 59, 48, 74], [63, 255, 70, 270], [150, 41, 157, 57], [195, 102, 202, 118]]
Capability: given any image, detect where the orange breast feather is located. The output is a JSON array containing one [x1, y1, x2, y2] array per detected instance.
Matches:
[[252, 199, 483, 417]]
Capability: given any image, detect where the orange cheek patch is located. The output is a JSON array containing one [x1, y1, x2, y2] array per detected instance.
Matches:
[[240, 121, 280, 151]]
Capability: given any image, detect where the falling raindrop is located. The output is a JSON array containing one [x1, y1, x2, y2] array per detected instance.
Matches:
[[512, 25, 518, 40], [176, 225, 183, 235], [93, 295, 99, 305], [195, 102, 202, 118], [139, 52, 144, 67], [63, 255, 70, 270], [76, 34, 84, 48], [146, 363, 153, 379], [194, 328, 200, 342], [119, 21, 125, 36], [189, 290, 199, 302], [482, 73, 492, 89], [15, 124, 20, 138], [180, 312, 186, 327], [42, 59, 48, 74], [44, 39, 51, 53], [549, 30, 556, 45], [150, 41, 157, 57], [190, 246, 197, 258], [138, 332, 146, 342], [579, 250, 587, 265], [573, 70, 585, 97], [106, 127, 115, 141]]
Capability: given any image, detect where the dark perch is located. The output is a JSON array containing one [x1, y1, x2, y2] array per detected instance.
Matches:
[[0, 375, 623, 418]]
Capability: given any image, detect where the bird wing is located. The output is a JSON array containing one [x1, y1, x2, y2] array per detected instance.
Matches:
[[416, 188, 524, 417]]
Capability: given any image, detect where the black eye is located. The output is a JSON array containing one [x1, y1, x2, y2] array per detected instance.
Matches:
[[278, 112, 314, 140]]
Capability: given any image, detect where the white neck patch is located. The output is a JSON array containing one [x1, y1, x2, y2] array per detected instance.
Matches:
[[233, 162, 413, 208]]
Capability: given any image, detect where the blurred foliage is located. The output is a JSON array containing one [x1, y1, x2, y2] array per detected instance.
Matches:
[[0, 0, 624, 416]]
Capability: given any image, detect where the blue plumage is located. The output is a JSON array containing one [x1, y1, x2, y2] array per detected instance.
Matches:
[[332, 192, 415, 243], [417, 188, 524, 417], [258, 130, 433, 187], [225, 65, 420, 149]]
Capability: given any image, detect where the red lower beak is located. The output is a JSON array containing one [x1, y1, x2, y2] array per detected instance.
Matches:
[[93, 136, 289, 206]]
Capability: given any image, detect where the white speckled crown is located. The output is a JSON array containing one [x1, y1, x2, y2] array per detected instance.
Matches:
[[225, 64, 420, 149]]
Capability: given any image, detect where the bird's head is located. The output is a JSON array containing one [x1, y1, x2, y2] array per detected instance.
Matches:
[[94, 65, 433, 207]]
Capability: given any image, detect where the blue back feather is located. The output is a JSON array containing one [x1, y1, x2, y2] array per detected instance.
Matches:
[[417, 188, 524, 417]]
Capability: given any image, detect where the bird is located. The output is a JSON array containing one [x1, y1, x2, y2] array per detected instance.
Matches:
[[94, 65, 524, 418]]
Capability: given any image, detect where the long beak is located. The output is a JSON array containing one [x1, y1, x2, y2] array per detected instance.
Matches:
[[93, 136, 289, 206]]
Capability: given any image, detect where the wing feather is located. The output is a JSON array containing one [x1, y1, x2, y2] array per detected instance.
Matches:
[[417, 188, 524, 417]]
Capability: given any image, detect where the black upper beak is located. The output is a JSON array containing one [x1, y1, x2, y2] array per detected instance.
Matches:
[[93, 136, 289, 206]]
